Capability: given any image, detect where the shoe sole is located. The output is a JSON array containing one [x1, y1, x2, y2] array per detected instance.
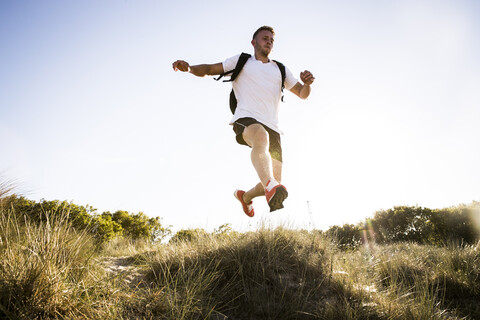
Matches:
[[268, 186, 288, 212]]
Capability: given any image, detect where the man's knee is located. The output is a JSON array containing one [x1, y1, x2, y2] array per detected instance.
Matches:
[[243, 124, 269, 148]]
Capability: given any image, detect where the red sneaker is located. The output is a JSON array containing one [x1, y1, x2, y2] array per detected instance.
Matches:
[[234, 190, 254, 217], [265, 182, 288, 212]]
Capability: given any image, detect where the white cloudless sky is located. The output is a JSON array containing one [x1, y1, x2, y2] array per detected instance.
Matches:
[[1, 0, 479, 233]]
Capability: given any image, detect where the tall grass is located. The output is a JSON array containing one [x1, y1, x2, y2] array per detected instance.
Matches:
[[122, 228, 387, 319], [0, 204, 121, 319], [1, 177, 478, 319], [0, 179, 14, 200], [334, 242, 480, 319], [125, 229, 479, 319]]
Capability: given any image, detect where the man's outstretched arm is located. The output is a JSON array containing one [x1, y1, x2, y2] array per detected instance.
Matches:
[[172, 60, 224, 77], [290, 70, 315, 100]]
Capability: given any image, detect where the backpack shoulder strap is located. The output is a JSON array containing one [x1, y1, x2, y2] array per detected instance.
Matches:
[[214, 52, 251, 82], [273, 60, 286, 101]]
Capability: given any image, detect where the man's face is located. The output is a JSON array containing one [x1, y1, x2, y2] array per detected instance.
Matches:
[[252, 30, 274, 57]]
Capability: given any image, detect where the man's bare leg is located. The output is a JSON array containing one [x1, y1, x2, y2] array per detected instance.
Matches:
[[242, 124, 275, 186], [243, 183, 264, 204], [243, 159, 283, 203], [237, 124, 286, 211]]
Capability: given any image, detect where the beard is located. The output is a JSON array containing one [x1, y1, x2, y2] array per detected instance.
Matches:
[[258, 46, 271, 57]]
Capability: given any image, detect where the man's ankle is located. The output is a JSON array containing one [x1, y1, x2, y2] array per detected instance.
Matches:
[[243, 192, 252, 204], [265, 179, 280, 192]]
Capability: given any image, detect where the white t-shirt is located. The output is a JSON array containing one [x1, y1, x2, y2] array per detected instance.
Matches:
[[223, 54, 298, 134]]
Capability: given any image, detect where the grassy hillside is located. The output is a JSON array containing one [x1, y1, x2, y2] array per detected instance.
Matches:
[[0, 178, 479, 319], [1, 203, 479, 320], [118, 229, 480, 319]]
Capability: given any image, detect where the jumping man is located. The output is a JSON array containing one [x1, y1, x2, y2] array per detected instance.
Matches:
[[172, 26, 314, 216]]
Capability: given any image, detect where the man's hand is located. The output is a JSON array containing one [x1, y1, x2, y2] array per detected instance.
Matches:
[[172, 60, 190, 72], [290, 70, 315, 99], [300, 70, 315, 86]]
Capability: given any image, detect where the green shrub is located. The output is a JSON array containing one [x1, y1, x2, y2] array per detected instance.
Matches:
[[110, 210, 169, 242], [364, 203, 478, 245], [7, 195, 95, 231], [5, 196, 169, 243], [94, 213, 124, 241], [169, 228, 209, 243], [325, 223, 361, 250]]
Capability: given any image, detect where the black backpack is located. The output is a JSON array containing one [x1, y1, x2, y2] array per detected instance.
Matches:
[[215, 52, 286, 114]]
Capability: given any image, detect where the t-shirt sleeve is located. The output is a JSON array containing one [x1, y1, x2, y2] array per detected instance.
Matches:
[[222, 54, 241, 73], [284, 66, 298, 90]]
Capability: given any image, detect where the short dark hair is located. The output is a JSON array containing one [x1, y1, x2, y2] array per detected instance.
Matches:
[[252, 26, 275, 40]]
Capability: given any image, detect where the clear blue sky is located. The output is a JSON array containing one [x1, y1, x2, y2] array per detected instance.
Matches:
[[1, 0, 479, 233]]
